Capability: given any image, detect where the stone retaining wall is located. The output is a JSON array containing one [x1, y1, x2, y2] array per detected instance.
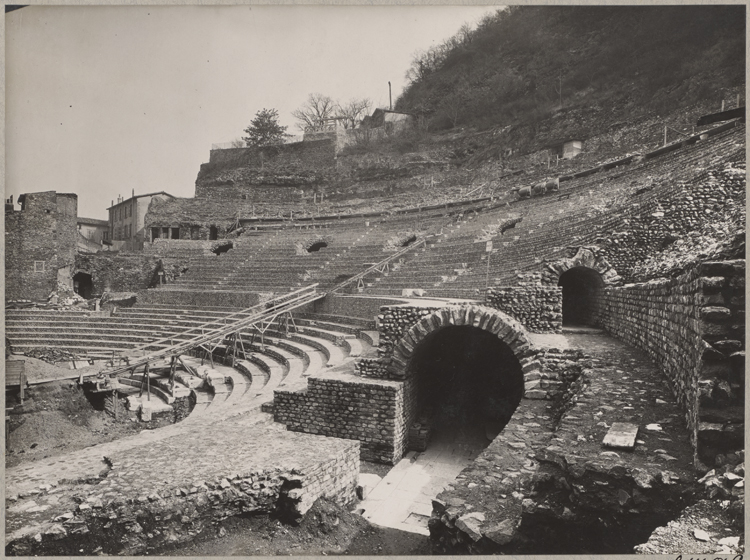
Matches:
[[138, 288, 264, 309], [195, 139, 336, 201], [273, 372, 406, 464], [485, 286, 562, 332], [592, 259, 745, 465], [5, 421, 358, 556]]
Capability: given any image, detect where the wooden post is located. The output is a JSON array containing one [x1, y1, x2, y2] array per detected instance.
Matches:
[[145, 363, 151, 402], [737, 93, 741, 108], [170, 356, 176, 397], [721, 99, 725, 111]]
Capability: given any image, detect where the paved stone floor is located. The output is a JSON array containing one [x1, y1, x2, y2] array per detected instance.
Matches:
[[359, 327, 696, 538], [359, 423, 488, 535]]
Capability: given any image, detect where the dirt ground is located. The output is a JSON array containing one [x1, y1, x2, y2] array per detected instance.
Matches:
[[161, 498, 431, 556], [5, 379, 143, 469]]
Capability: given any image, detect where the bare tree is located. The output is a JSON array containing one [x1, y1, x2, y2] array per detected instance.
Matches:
[[440, 88, 468, 128], [336, 98, 373, 129], [292, 93, 336, 132]]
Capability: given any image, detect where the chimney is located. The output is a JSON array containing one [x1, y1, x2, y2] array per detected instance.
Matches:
[[389, 81, 392, 110]]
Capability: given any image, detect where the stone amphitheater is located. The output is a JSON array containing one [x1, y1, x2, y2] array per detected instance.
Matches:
[[5, 117, 745, 555]]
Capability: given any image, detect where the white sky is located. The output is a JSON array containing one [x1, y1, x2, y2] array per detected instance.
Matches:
[[5, 5, 499, 219]]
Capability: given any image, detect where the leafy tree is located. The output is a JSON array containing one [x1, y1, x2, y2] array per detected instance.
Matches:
[[292, 93, 336, 132], [242, 108, 289, 147]]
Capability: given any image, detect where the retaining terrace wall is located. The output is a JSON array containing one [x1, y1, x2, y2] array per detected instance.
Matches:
[[273, 373, 407, 464], [195, 139, 336, 201], [485, 286, 562, 333], [592, 259, 745, 465]]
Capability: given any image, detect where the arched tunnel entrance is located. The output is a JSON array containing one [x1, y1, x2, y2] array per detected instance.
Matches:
[[73, 272, 94, 299], [407, 325, 524, 451], [558, 266, 603, 326]]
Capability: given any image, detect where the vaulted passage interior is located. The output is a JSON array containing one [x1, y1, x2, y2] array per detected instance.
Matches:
[[558, 266, 604, 326], [407, 325, 524, 448]]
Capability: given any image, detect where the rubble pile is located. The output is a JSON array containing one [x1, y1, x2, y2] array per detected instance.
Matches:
[[633, 457, 744, 554], [22, 348, 78, 364]]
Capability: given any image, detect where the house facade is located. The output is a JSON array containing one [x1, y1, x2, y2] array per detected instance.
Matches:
[[108, 191, 175, 252]]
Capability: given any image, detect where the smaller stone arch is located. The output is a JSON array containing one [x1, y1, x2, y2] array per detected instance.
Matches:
[[388, 304, 539, 381], [541, 246, 621, 286], [295, 235, 332, 255]]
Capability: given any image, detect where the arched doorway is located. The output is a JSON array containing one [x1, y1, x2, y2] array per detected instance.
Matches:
[[73, 272, 94, 299], [307, 241, 328, 252], [407, 325, 524, 449], [557, 266, 603, 326]]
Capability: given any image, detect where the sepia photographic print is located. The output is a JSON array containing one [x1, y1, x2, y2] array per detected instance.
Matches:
[[4, 3, 746, 556]]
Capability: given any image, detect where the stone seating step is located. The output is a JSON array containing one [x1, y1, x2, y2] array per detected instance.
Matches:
[[115, 377, 175, 409], [8, 338, 141, 351], [292, 312, 376, 330], [233, 359, 271, 395], [6, 327, 163, 343], [359, 330, 380, 348], [343, 337, 363, 358], [291, 317, 362, 336], [295, 324, 356, 345], [267, 338, 326, 376], [287, 332, 346, 367]]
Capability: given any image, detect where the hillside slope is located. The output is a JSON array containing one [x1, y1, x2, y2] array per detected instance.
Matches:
[[396, 5, 745, 150]]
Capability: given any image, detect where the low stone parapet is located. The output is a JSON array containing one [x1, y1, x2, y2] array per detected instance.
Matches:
[[5, 419, 358, 556], [273, 371, 406, 464]]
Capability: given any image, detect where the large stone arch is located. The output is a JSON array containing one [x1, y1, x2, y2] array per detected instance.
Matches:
[[388, 305, 541, 391], [541, 246, 621, 286]]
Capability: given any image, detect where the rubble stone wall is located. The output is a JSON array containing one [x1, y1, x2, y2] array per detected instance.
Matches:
[[485, 286, 562, 332], [6, 423, 359, 556], [592, 259, 745, 464], [594, 163, 745, 283], [195, 139, 336, 201], [273, 374, 406, 464], [5, 192, 78, 301], [74, 253, 166, 297]]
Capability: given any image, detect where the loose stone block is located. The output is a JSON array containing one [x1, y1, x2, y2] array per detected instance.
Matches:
[[602, 422, 639, 449]]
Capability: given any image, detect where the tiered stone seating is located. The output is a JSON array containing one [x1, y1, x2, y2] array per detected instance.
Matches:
[[366, 123, 745, 297]]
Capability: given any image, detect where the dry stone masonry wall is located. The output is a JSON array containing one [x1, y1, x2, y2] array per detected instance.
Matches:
[[273, 373, 407, 464], [592, 259, 745, 466], [485, 286, 562, 332]]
